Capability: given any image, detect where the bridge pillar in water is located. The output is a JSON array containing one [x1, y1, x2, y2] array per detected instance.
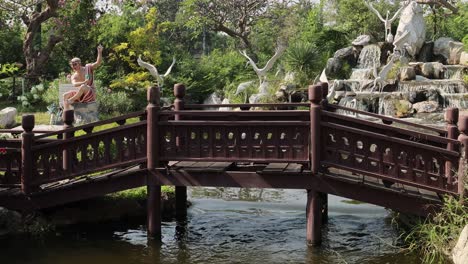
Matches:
[[21, 115, 35, 195], [174, 83, 188, 218], [458, 115, 468, 199], [147, 85, 162, 238], [306, 189, 323, 246], [306, 84, 327, 245]]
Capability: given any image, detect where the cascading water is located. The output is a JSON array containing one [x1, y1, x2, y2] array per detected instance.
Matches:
[[444, 65, 467, 80], [399, 80, 467, 94], [350, 68, 373, 80], [357, 44, 381, 70], [441, 93, 468, 109]]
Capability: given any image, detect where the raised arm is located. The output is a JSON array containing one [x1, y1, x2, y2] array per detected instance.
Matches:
[[365, 1, 385, 22], [389, 3, 407, 23], [91, 44, 103, 70]]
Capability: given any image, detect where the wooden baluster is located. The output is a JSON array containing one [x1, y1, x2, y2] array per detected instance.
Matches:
[[21, 115, 35, 195], [174, 83, 188, 218], [445, 108, 459, 191], [457, 115, 468, 200], [147, 85, 162, 238], [63, 110, 74, 175]]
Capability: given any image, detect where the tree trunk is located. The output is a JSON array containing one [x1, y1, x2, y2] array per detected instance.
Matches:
[[22, 0, 61, 87]]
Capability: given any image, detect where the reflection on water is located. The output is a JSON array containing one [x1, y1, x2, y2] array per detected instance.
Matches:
[[0, 188, 420, 264]]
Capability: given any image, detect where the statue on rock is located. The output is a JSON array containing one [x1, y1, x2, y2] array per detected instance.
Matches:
[[364, 1, 407, 43], [393, 0, 426, 59], [239, 44, 286, 90]]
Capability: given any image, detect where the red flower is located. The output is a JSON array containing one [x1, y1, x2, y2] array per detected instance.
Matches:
[[0, 148, 6, 155]]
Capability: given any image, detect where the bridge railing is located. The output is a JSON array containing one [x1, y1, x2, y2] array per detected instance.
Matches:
[[18, 110, 147, 194], [308, 84, 465, 195], [152, 85, 311, 164]]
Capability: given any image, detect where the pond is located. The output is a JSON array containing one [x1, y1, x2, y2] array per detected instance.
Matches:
[[0, 187, 420, 264]]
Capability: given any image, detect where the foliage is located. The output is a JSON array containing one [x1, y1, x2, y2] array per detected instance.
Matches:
[[403, 194, 468, 263], [425, 1, 468, 41], [110, 186, 175, 201], [184, 49, 253, 102]]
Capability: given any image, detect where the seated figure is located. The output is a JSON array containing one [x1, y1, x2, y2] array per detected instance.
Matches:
[[63, 45, 103, 111]]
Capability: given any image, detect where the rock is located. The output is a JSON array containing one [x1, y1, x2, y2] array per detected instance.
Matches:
[[434, 37, 464, 64], [0, 207, 22, 236], [417, 41, 434, 62], [461, 52, 468, 66], [73, 102, 99, 125], [434, 37, 453, 59], [449, 41, 464, 65], [393, 1, 426, 58], [352, 35, 371, 46], [408, 91, 426, 104], [453, 225, 468, 264], [424, 90, 440, 102], [420, 62, 445, 79], [0, 107, 17, 128], [326, 47, 359, 78], [412, 101, 439, 113], [399, 66, 416, 81]]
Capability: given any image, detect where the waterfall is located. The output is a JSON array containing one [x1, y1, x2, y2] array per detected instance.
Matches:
[[357, 45, 381, 69], [441, 93, 468, 109], [378, 96, 396, 116], [399, 80, 467, 94], [350, 68, 373, 80], [443, 65, 467, 80]]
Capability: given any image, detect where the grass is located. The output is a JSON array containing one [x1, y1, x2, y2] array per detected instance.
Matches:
[[401, 186, 468, 263], [109, 186, 175, 201]]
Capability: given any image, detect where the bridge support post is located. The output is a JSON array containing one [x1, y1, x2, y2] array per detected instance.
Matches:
[[309, 84, 322, 174], [306, 189, 323, 246], [445, 108, 459, 188], [21, 115, 35, 195], [457, 115, 468, 200], [147, 86, 162, 238], [174, 84, 188, 218], [63, 110, 74, 173]]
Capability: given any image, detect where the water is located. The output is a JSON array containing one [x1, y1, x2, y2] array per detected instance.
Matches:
[[0, 188, 420, 264], [357, 44, 381, 70]]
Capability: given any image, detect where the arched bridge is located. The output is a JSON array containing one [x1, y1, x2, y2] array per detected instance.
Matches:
[[0, 83, 466, 245]]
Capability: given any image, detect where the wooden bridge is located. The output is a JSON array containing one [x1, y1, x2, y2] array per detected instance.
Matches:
[[0, 83, 466, 246]]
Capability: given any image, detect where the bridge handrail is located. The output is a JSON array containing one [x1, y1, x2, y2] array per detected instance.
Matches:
[[158, 110, 310, 117], [322, 122, 459, 157], [31, 121, 147, 151], [327, 104, 447, 134], [322, 111, 460, 146], [33, 110, 146, 140], [185, 103, 309, 109]]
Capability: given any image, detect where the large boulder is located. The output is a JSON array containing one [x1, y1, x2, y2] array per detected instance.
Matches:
[[420, 62, 445, 79], [434, 37, 464, 65], [326, 47, 359, 78], [433, 37, 453, 59], [393, 1, 426, 58], [412, 101, 439, 113], [453, 225, 468, 264], [352, 35, 371, 46], [0, 107, 17, 128]]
